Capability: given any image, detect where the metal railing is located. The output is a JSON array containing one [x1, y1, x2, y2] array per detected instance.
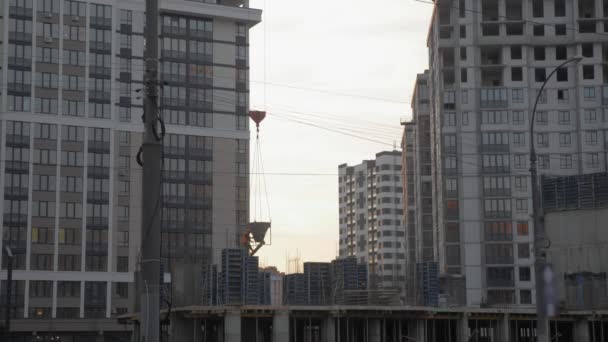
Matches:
[[542, 172, 608, 211]]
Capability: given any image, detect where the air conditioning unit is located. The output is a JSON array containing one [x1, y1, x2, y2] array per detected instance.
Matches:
[[72, 16, 79, 22], [44, 36, 53, 43]]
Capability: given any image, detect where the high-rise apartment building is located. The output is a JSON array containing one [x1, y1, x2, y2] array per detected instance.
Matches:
[[422, 0, 608, 307], [402, 71, 440, 305], [0, 0, 260, 337], [338, 151, 405, 289]]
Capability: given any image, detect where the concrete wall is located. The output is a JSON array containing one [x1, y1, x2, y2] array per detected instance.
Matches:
[[545, 207, 608, 308]]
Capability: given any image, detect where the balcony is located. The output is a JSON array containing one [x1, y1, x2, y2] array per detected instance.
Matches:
[[86, 242, 108, 255], [4, 187, 29, 200], [7, 83, 31, 95], [189, 148, 213, 160], [487, 278, 515, 287], [5, 161, 29, 174], [86, 217, 108, 230], [9, 6, 33, 18], [88, 166, 110, 179], [3, 214, 28, 227], [481, 144, 510, 153], [480, 88, 508, 108], [87, 191, 109, 204], [6, 134, 30, 148], [8, 31, 32, 43], [89, 16, 111, 29], [88, 141, 110, 154], [163, 171, 186, 182]]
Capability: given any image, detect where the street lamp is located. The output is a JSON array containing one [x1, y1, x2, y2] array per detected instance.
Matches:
[[3, 246, 14, 341], [530, 55, 582, 342]]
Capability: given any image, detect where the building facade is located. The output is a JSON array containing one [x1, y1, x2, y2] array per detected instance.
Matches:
[[338, 151, 405, 289], [0, 0, 260, 336], [402, 71, 439, 305], [424, 0, 608, 308]]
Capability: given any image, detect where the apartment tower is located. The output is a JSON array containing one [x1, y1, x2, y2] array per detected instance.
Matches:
[[425, 0, 608, 307], [0, 0, 260, 337], [338, 151, 405, 289]]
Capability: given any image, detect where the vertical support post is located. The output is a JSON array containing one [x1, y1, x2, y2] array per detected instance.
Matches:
[[225, 310, 242, 342], [321, 316, 335, 342], [368, 318, 381, 342], [3, 247, 13, 340], [273, 310, 289, 342], [574, 319, 590, 342], [140, 0, 161, 337], [459, 314, 470, 342], [500, 314, 510, 342]]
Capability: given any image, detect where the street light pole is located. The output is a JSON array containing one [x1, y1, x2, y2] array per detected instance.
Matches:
[[530, 56, 582, 342], [3, 246, 14, 341]]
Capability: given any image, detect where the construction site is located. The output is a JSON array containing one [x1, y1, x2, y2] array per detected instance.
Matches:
[[114, 305, 608, 342]]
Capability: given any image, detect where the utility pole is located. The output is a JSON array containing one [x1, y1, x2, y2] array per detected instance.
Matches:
[[530, 56, 582, 342], [3, 246, 14, 341], [140, 0, 161, 338]]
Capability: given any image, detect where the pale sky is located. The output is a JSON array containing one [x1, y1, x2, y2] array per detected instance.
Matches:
[[247, 0, 434, 272]]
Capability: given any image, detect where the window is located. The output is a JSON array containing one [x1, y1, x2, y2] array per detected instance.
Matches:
[[60, 202, 82, 218], [63, 25, 85, 41], [31, 227, 53, 244], [585, 109, 598, 123], [585, 131, 598, 145], [518, 243, 530, 259], [61, 176, 82, 192], [35, 98, 58, 114], [483, 176, 510, 196], [538, 155, 550, 169], [519, 267, 531, 281], [535, 68, 546, 82], [555, 24, 566, 35], [511, 46, 522, 60], [534, 47, 545, 60], [460, 25, 466, 38], [512, 89, 524, 103], [485, 244, 513, 264], [511, 67, 523, 81], [557, 89, 568, 102], [536, 89, 547, 104], [462, 112, 469, 125], [461, 89, 468, 104], [117, 206, 129, 221], [560, 154, 573, 169], [513, 132, 525, 146], [587, 153, 600, 168], [533, 25, 544, 36], [536, 133, 549, 147], [516, 199, 527, 213], [556, 46, 567, 60], [460, 68, 467, 83], [484, 222, 512, 241], [512, 111, 525, 125], [536, 111, 548, 125], [117, 256, 128, 272], [520, 290, 532, 304], [532, 0, 543, 17], [583, 65, 595, 79], [554, 0, 566, 16], [484, 199, 512, 218], [482, 154, 510, 172], [583, 43, 594, 57], [35, 72, 58, 89], [557, 68, 568, 82], [514, 177, 527, 191], [33, 149, 57, 164], [517, 221, 529, 236], [33, 175, 55, 191], [559, 133, 572, 147], [460, 47, 467, 60], [584, 87, 596, 100], [514, 154, 526, 169], [444, 112, 456, 126], [481, 111, 509, 124], [558, 111, 571, 125]]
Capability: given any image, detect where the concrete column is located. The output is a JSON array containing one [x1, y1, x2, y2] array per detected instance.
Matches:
[[459, 314, 470, 342], [273, 310, 289, 342], [407, 319, 425, 342], [368, 319, 382, 342], [321, 316, 336, 342], [171, 315, 196, 342], [499, 314, 510, 342], [225, 310, 241, 342], [574, 319, 591, 342]]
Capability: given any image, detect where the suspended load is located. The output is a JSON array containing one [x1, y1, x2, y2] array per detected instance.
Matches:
[[242, 110, 272, 256]]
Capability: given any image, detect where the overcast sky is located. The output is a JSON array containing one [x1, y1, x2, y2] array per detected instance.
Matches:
[[246, 0, 434, 272]]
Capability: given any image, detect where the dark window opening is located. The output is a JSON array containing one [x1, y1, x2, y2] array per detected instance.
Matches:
[[511, 67, 523, 81], [532, 0, 544, 18], [534, 47, 545, 60], [583, 65, 595, 79], [583, 43, 594, 57], [557, 68, 568, 82], [535, 68, 546, 82], [533, 25, 545, 36], [555, 24, 567, 35], [556, 46, 567, 60], [511, 46, 522, 60], [555, 0, 566, 17]]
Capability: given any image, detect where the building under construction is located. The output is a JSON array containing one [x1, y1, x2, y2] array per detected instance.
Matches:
[[202, 248, 268, 306]]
